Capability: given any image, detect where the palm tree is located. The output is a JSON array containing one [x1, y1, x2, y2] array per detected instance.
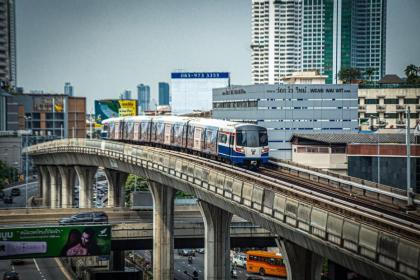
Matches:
[[339, 68, 361, 84], [364, 68, 376, 82], [404, 64, 419, 84]]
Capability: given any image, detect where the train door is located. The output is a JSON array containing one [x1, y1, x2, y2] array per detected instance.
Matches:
[[164, 123, 172, 145], [115, 121, 121, 140], [134, 122, 140, 141], [193, 127, 203, 151]]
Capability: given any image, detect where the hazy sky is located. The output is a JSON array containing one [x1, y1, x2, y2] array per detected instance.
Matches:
[[16, 0, 420, 110]]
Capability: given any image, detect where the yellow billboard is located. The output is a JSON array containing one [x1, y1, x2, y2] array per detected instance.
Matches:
[[118, 100, 137, 117]]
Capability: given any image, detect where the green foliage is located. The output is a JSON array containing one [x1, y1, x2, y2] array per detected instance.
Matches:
[[175, 191, 194, 198], [338, 68, 361, 84], [0, 160, 18, 189], [404, 64, 420, 84], [124, 175, 149, 205], [364, 68, 376, 82]]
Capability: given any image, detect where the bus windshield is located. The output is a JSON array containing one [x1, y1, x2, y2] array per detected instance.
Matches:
[[236, 126, 268, 147]]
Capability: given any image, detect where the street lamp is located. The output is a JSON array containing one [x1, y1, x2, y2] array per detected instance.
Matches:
[[24, 115, 32, 208]]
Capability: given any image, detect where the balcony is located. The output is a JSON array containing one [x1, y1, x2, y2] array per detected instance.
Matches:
[[396, 105, 406, 111], [396, 120, 406, 127], [358, 105, 366, 111], [376, 105, 386, 112]]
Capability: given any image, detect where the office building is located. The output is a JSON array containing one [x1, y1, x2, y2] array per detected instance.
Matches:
[[137, 84, 151, 112], [158, 82, 170, 106], [171, 72, 229, 115], [6, 93, 86, 138], [64, 82, 74, 97], [120, 89, 132, 100], [251, 0, 386, 84], [213, 84, 358, 159], [358, 84, 420, 130], [0, 0, 16, 88]]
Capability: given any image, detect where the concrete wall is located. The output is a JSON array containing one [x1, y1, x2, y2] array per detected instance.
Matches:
[[348, 156, 419, 193], [0, 135, 21, 172]]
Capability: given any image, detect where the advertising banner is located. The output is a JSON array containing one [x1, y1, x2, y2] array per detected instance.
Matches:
[[0, 225, 111, 259], [95, 99, 137, 124], [33, 96, 64, 112]]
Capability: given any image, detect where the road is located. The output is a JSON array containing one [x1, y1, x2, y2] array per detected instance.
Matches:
[[0, 258, 73, 280], [0, 182, 39, 208], [135, 250, 282, 280]]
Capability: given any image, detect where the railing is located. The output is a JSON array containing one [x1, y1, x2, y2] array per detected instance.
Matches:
[[269, 159, 419, 208], [25, 139, 420, 279]]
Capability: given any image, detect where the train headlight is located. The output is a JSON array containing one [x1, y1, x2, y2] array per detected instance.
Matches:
[[234, 146, 245, 153], [262, 147, 270, 154]]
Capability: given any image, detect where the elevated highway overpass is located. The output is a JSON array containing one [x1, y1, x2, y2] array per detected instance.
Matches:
[[0, 207, 275, 250], [23, 139, 420, 280]]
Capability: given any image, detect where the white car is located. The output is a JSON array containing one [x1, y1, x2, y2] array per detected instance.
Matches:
[[232, 253, 247, 268]]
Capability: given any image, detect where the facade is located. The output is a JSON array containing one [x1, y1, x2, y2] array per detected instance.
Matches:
[[0, 0, 16, 87], [347, 141, 420, 193], [251, 0, 386, 84], [6, 93, 86, 138], [282, 71, 327, 84], [290, 133, 411, 175], [158, 82, 170, 106], [0, 132, 21, 172], [64, 82, 74, 97], [120, 90, 132, 100], [213, 84, 358, 159], [358, 85, 420, 130], [171, 72, 229, 115], [137, 84, 151, 112]]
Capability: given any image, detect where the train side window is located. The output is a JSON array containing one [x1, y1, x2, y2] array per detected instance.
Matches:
[[218, 133, 228, 144], [230, 135, 235, 146]]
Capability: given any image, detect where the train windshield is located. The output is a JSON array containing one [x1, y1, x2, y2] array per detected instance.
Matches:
[[236, 126, 268, 147]]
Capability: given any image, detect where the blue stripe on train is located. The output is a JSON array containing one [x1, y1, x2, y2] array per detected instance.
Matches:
[[217, 145, 269, 164]]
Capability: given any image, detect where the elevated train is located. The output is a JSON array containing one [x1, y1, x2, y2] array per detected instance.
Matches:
[[101, 116, 269, 167]]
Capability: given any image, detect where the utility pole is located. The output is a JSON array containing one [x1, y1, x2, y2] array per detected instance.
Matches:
[[406, 107, 413, 206]]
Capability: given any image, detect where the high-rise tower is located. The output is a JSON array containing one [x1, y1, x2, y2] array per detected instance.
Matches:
[[158, 82, 170, 106], [251, 0, 387, 84], [137, 84, 151, 112], [0, 0, 16, 87]]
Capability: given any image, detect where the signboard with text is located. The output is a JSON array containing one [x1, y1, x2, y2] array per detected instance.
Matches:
[[0, 225, 111, 259], [95, 99, 137, 124]]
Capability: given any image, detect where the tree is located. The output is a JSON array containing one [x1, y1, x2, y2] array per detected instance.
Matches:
[[338, 68, 361, 84], [0, 160, 18, 189], [364, 68, 376, 82], [124, 175, 149, 205], [405, 64, 420, 84]]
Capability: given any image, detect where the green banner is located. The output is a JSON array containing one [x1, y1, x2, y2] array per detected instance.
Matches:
[[0, 225, 111, 259]]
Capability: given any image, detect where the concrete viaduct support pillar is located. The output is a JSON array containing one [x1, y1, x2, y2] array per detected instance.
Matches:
[[109, 250, 125, 271], [149, 181, 175, 280], [58, 166, 75, 208], [74, 166, 97, 209], [276, 238, 323, 280], [38, 166, 50, 207], [46, 166, 61, 208], [37, 167, 43, 198], [198, 200, 233, 280], [104, 169, 128, 208]]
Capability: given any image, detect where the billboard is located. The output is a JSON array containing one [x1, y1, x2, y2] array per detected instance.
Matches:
[[0, 225, 111, 259], [33, 96, 64, 112], [95, 99, 137, 124]]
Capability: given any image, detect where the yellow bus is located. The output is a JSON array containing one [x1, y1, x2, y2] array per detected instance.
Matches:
[[246, 250, 287, 277]]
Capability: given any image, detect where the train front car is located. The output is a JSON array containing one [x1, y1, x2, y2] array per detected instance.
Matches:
[[232, 124, 269, 168]]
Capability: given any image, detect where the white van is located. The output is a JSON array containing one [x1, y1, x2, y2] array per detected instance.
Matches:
[[232, 253, 247, 268]]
